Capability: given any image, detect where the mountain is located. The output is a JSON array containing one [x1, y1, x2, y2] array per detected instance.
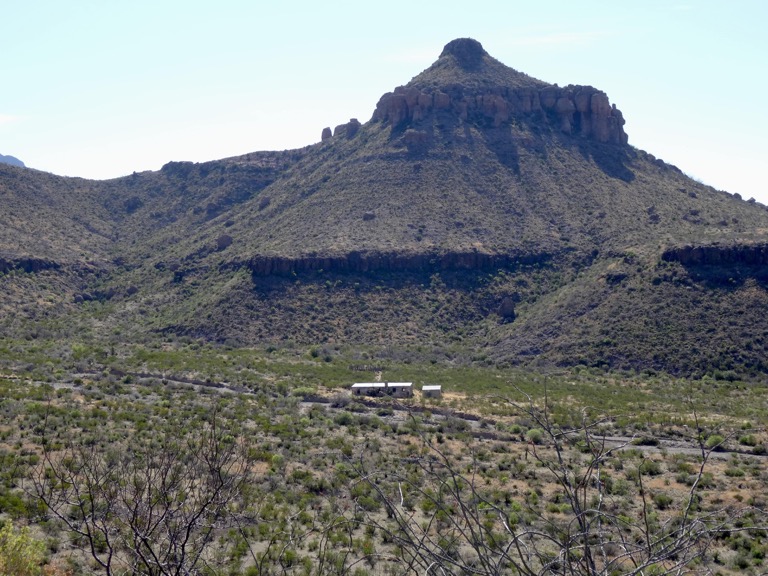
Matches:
[[0, 153, 25, 168], [2, 38, 768, 378]]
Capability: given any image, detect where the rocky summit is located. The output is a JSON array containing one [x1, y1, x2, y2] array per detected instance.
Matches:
[[2, 38, 768, 378], [373, 38, 626, 144]]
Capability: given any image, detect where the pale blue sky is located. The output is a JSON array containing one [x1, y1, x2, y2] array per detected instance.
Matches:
[[2, 1, 767, 203]]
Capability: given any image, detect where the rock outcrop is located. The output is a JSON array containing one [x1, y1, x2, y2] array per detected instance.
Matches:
[[0, 257, 60, 274], [332, 118, 362, 139], [662, 244, 768, 266], [371, 38, 627, 145], [373, 83, 627, 145], [242, 250, 550, 277], [440, 38, 487, 70]]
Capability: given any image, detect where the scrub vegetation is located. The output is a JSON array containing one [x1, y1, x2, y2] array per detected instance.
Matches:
[[2, 38, 768, 575], [1, 340, 767, 575]]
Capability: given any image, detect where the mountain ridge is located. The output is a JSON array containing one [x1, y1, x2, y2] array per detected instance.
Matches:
[[2, 38, 768, 378], [0, 153, 25, 168]]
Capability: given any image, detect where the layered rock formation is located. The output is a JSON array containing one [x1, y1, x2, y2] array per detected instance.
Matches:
[[373, 82, 627, 144], [662, 243, 768, 266], [372, 38, 627, 145], [242, 250, 550, 277]]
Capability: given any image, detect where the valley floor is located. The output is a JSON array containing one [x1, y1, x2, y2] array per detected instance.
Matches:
[[1, 340, 767, 575]]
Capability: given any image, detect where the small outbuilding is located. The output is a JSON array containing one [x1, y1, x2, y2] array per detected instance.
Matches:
[[386, 382, 413, 398], [422, 385, 442, 398]]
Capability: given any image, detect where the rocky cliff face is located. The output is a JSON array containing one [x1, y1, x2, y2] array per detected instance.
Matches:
[[241, 250, 551, 277], [371, 38, 627, 145], [0, 256, 60, 274], [372, 83, 627, 144], [662, 244, 768, 266]]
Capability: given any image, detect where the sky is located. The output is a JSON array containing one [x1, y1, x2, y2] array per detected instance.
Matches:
[[2, 1, 767, 203]]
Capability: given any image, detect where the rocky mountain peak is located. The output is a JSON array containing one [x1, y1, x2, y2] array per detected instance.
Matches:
[[371, 38, 628, 146], [439, 38, 488, 70]]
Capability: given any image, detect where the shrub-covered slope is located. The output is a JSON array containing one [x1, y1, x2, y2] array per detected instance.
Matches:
[[2, 38, 768, 377]]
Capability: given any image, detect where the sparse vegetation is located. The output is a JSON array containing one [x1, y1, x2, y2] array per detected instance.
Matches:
[[2, 36, 768, 575], [0, 342, 766, 574]]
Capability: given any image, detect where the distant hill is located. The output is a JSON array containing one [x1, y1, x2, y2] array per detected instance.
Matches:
[[0, 153, 24, 167], [2, 38, 768, 378]]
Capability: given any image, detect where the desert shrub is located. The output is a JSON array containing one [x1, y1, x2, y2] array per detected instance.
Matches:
[[670, 459, 695, 474], [739, 434, 757, 447], [0, 490, 31, 519], [639, 459, 662, 476], [333, 411, 354, 426], [526, 428, 544, 445], [632, 436, 660, 446], [0, 521, 46, 576], [653, 493, 674, 510], [705, 434, 725, 450], [357, 495, 380, 512], [607, 477, 630, 496]]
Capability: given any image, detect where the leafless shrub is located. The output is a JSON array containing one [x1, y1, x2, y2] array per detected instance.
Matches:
[[29, 411, 253, 576], [347, 390, 766, 575]]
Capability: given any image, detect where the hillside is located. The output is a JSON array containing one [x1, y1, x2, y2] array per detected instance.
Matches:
[[2, 38, 768, 377]]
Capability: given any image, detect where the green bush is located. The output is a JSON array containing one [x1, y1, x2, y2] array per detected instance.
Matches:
[[526, 428, 544, 445], [705, 434, 725, 451], [739, 434, 757, 447], [639, 459, 662, 476], [0, 521, 46, 576], [333, 412, 354, 426], [357, 495, 380, 512], [653, 493, 674, 510]]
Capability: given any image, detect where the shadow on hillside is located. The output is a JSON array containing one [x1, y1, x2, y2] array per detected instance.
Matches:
[[679, 264, 768, 290], [577, 141, 635, 182], [247, 253, 553, 288], [481, 126, 521, 173]]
